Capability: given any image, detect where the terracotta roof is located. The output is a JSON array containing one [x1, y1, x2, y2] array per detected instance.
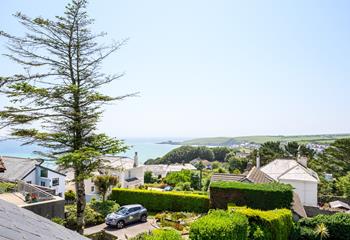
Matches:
[[0, 157, 6, 172], [211, 173, 247, 182], [292, 192, 307, 218], [246, 167, 274, 183]]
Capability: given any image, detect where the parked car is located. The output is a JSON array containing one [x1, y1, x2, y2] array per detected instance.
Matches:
[[164, 186, 173, 191], [105, 204, 148, 229]]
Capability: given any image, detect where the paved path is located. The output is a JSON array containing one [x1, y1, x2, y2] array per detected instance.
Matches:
[[84, 220, 157, 240]]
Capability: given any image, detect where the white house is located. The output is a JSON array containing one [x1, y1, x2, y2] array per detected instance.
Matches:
[[64, 153, 144, 201], [143, 163, 197, 178], [0, 156, 66, 197], [260, 158, 319, 207]]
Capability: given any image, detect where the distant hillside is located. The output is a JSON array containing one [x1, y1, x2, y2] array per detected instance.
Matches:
[[179, 134, 350, 146]]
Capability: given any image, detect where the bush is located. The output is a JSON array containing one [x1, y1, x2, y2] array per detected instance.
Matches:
[[51, 217, 66, 226], [144, 171, 157, 184], [89, 199, 119, 217], [65, 204, 104, 229], [64, 190, 76, 202], [165, 170, 191, 186], [210, 181, 293, 210], [299, 213, 350, 240], [189, 210, 249, 240], [0, 182, 16, 193], [230, 206, 293, 240], [110, 188, 209, 213], [129, 229, 182, 240]]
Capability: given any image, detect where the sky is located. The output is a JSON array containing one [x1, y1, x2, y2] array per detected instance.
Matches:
[[1, 0, 350, 139]]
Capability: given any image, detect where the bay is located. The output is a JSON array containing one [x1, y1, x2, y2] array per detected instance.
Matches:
[[0, 138, 182, 169]]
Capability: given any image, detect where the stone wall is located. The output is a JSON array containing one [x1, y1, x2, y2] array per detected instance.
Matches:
[[22, 197, 65, 219]]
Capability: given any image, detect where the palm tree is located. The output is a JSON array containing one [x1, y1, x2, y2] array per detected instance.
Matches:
[[314, 223, 329, 240], [93, 175, 118, 201]]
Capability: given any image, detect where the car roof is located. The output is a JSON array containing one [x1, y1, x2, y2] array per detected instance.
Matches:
[[121, 204, 143, 209]]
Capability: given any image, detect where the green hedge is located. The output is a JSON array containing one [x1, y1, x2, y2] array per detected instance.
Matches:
[[299, 213, 350, 240], [210, 181, 293, 210], [229, 206, 293, 240], [189, 210, 249, 240], [110, 188, 209, 213], [129, 229, 182, 240]]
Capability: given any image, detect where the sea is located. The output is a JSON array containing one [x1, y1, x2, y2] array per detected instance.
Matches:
[[0, 138, 182, 169]]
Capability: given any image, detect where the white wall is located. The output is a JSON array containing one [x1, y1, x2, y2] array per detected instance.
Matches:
[[280, 179, 318, 207], [22, 170, 36, 184], [35, 166, 65, 197]]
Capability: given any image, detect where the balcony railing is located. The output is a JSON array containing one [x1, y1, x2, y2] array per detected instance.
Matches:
[[17, 180, 54, 202]]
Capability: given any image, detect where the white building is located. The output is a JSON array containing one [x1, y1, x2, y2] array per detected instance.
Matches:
[[0, 156, 66, 197], [64, 153, 144, 201], [143, 163, 197, 178], [260, 158, 319, 207]]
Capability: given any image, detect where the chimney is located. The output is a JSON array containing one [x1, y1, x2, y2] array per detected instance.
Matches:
[[298, 156, 308, 168], [133, 152, 138, 168], [256, 151, 260, 169]]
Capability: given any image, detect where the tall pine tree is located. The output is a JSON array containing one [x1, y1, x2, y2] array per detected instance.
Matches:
[[0, 0, 134, 233]]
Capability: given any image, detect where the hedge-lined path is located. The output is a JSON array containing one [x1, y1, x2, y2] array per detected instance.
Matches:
[[84, 219, 157, 239]]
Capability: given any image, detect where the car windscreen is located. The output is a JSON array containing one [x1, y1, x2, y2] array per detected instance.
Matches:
[[115, 207, 128, 215]]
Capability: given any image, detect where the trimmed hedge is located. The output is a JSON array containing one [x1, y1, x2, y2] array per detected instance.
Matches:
[[229, 206, 293, 240], [210, 181, 293, 210], [299, 213, 350, 240], [189, 210, 249, 240], [110, 188, 209, 213], [129, 229, 182, 240]]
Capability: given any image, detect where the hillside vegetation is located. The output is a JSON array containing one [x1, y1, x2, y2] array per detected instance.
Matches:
[[180, 134, 350, 146]]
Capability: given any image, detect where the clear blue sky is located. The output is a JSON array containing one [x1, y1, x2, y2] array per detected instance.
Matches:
[[1, 0, 350, 138]]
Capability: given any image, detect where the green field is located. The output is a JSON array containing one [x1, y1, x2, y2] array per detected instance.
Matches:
[[180, 134, 350, 146]]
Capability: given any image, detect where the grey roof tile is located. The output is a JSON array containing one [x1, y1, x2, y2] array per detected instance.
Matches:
[[0, 199, 89, 240]]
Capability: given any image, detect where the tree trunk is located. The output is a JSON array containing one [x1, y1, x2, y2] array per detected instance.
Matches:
[[75, 177, 86, 234]]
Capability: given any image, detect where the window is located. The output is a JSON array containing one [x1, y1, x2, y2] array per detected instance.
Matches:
[[26, 181, 32, 184], [40, 181, 46, 187], [52, 178, 59, 186], [40, 168, 48, 178], [91, 186, 95, 192]]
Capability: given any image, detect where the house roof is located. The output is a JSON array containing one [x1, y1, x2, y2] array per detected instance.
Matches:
[[329, 200, 350, 210], [245, 167, 274, 183], [166, 164, 197, 172], [100, 156, 135, 170], [0, 156, 42, 181], [0, 199, 89, 240], [292, 192, 307, 218], [211, 173, 247, 182], [260, 159, 319, 183]]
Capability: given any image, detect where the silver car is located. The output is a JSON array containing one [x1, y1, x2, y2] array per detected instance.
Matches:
[[105, 204, 148, 229]]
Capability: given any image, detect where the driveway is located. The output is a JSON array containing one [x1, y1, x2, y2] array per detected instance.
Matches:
[[84, 220, 157, 240]]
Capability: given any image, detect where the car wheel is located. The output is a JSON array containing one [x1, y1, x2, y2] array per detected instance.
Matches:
[[116, 220, 125, 229], [140, 214, 147, 222]]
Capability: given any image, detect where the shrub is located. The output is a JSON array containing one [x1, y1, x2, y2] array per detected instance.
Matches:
[[65, 204, 104, 229], [0, 182, 16, 193], [165, 170, 191, 186], [189, 210, 249, 240], [144, 171, 157, 184], [299, 213, 350, 240], [145, 229, 182, 240], [210, 181, 293, 210], [129, 229, 182, 240], [110, 188, 209, 213], [51, 217, 66, 226], [89, 199, 119, 217], [64, 190, 76, 202], [230, 206, 293, 240]]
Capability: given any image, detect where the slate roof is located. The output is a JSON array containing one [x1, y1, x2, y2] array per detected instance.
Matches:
[[211, 173, 247, 182], [0, 199, 89, 240], [0, 156, 41, 181], [245, 167, 274, 183]]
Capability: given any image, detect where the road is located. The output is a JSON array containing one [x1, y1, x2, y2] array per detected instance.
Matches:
[[84, 220, 157, 240]]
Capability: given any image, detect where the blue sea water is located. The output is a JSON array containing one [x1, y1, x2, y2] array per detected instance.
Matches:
[[0, 138, 181, 169]]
